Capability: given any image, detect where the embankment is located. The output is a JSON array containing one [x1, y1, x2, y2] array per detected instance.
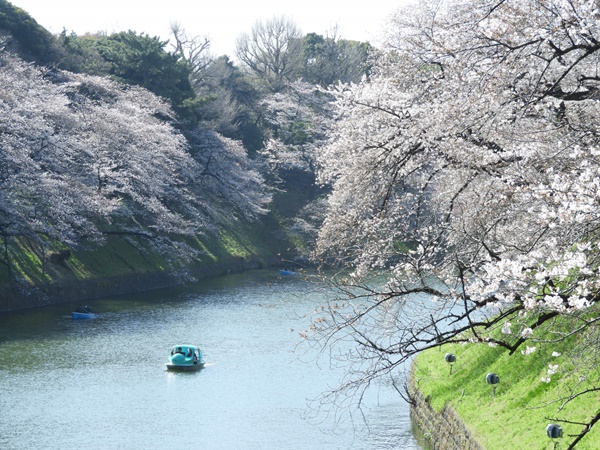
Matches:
[[0, 254, 279, 313], [0, 208, 300, 314], [409, 362, 484, 450]]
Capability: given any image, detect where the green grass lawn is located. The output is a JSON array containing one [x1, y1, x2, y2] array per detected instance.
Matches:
[[413, 320, 600, 450]]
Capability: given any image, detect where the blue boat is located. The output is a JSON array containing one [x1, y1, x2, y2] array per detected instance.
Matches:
[[279, 269, 297, 276], [166, 344, 205, 371], [72, 305, 96, 319]]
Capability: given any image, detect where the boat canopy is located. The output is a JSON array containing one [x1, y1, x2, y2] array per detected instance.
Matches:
[[170, 344, 201, 356]]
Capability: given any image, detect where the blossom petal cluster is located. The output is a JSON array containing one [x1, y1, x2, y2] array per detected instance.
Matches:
[[316, 0, 600, 318]]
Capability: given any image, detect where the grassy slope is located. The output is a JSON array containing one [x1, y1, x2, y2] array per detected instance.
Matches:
[[413, 318, 600, 450], [0, 213, 293, 290]]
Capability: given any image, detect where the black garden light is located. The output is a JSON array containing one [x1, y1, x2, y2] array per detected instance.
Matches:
[[444, 353, 456, 374], [486, 372, 499, 397], [546, 424, 562, 449]]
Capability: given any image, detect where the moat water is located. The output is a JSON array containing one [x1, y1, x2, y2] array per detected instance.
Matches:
[[0, 270, 423, 449]]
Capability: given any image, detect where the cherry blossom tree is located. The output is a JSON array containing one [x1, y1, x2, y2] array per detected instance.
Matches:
[[259, 81, 335, 249], [1, 49, 270, 279], [261, 81, 333, 178], [1, 53, 103, 248], [184, 128, 271, 222], [309, 1, 600, 445]]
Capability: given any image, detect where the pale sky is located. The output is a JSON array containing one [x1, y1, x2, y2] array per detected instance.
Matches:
[[10, 1, 409, 58]]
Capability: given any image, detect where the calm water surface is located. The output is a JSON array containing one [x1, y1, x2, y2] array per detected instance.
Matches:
[[0, 270, 423, 449]]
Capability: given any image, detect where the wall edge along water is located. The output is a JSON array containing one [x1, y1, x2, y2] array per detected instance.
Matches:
[[409, 360, 484, 450], [0, 255, 280, 313]]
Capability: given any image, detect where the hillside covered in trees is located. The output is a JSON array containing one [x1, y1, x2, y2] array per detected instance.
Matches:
[[0, 0, 372, 308]]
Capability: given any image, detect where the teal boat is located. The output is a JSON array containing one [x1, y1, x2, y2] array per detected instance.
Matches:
[[166, 344, 205, 371]]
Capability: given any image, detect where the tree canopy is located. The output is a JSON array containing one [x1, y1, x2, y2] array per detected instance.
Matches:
[[56, 30, 197, 123], [310, 1, 600, 446], [235, 17, 373, 91], [298, 31, 373, 87], [235, 15, 303, 92], [0, 5, 375, 287], [0, 0, 58, 64], [0, 50, 270, 274]]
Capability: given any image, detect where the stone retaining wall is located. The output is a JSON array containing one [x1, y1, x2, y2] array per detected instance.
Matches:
[[0, 255, 278, 313], [410, 363, 484, 450]]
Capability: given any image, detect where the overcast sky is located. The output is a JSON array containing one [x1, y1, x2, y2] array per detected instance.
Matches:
[[10, 0, 409, 57]]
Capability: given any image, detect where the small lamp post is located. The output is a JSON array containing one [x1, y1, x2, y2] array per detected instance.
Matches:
[[486, 372, 500, 397], [546, 424, 562, 449], [445, 353, 456, 374]]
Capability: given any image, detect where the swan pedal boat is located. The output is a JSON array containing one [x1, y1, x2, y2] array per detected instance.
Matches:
[[166, 344, 205, 371]]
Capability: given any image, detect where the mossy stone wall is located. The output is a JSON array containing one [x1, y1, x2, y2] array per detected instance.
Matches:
[[0, 255, 277, 313], [410, 363, 484, 450]]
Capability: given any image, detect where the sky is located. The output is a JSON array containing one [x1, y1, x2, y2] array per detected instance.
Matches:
[[9, 0, 409, 58]]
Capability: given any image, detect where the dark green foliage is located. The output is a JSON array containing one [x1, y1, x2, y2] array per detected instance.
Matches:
[[191, 55, 265, 152], [0, 0, 58, 64], [54, 30, 197, 124], [55, 31, 111, 75], [298, 32, 372, 87], [101, 32, 193, 105]]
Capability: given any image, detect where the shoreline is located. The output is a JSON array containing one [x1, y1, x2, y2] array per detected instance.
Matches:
[[409, 360, 484, 450], [0, 255, 279, 313]]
